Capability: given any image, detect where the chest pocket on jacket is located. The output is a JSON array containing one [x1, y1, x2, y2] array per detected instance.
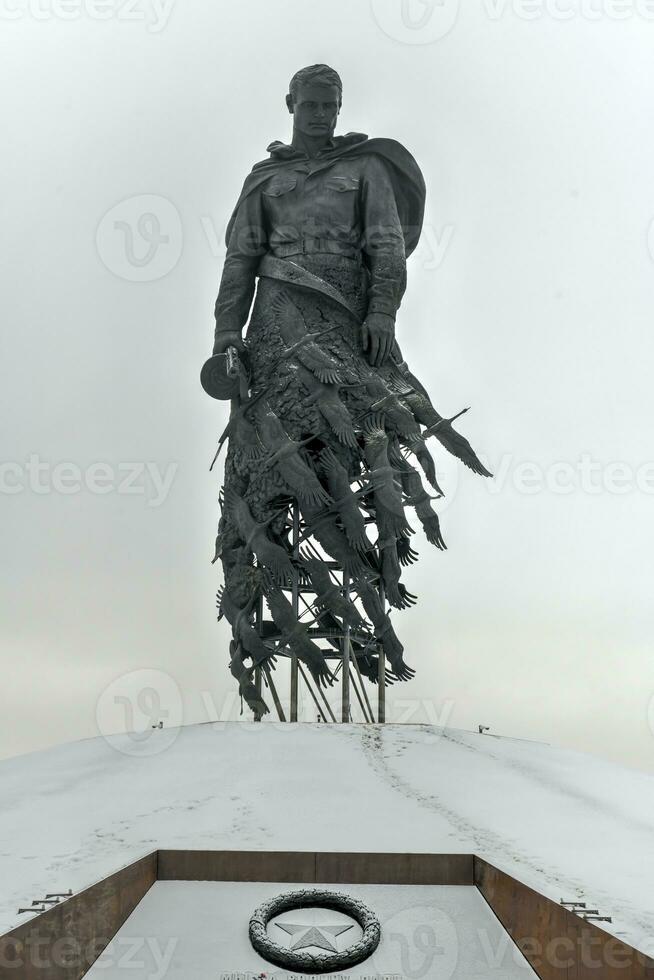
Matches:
[[263, 173, 298, 197], [324, 174, 360, 193]]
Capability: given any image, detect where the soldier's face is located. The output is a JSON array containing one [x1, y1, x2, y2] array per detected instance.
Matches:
[[290, 84, 340, 139]]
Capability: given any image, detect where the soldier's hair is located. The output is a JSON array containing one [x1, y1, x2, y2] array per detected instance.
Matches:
[[288, 64, 343, 104]]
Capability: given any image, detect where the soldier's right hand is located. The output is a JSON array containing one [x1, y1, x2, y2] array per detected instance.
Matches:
[[212, 330, 244, 356]]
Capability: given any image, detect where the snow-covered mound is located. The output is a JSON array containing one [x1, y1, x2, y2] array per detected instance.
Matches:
[[1, 722, 653, 957]]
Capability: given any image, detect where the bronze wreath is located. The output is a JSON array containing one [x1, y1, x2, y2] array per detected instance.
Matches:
[[248, 887, 381, 973]]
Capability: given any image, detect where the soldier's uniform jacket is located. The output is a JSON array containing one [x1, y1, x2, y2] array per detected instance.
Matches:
[[214, 133, 425, 336]]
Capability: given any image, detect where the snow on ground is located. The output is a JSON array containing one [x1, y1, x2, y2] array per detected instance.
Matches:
[[1, 722, 654, 956]]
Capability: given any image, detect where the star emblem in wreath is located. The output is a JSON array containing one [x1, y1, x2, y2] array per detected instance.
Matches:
[[249, 888, 381, 973]]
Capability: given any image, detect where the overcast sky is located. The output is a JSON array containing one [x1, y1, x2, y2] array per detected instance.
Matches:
[[2, 0, 654, 771]]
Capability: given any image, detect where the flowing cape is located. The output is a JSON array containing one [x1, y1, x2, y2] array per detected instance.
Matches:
[[224, 133, 426, 258]]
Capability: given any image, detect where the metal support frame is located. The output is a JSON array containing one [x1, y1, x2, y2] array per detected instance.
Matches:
[[341, 575, 351, 723], [378, 581, 386, 723], [250, 498, 389, 725], [290, 505, 300, 722], [350, 638, 375, 723], [263, 664, 286, 722]]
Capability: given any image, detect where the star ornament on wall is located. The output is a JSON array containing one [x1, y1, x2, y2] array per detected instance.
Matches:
[[250, 889, 380, 970], [275, 919, 355, 952]]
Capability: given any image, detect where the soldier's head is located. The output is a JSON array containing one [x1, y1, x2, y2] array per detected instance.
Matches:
[[286, 64, 342, 140]]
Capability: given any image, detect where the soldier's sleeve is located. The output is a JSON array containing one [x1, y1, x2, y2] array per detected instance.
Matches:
[[360, 155, 407, 320], [214, 182, 267, 340]]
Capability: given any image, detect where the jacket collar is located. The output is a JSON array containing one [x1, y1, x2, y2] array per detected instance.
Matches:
[[265, 131, 368, 161]]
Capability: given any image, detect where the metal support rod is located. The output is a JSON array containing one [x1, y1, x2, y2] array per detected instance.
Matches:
[[263, 664, 286, 722], [252, 665, 263, 723], [317, 679, 338, 723], [290, 503, 300, 722], [252, 591, 265, 723], [341, 574, 351, 723], [297, 662, 337, 723], [349, 664, 369, 722], [378, 580, 386, 723], [349, 639, 375, 723], [296, 663, 327, 722]]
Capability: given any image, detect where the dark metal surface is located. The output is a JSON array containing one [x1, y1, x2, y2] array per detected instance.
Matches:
[[207, 64, 491, 718], [200, 350, 243, 400], [157, 849, 474, 885], [475, 857, 654, 979], [0, 852, 156, 980]]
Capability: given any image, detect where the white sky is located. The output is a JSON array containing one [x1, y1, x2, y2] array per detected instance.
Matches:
[[2, 0, 654, 770]]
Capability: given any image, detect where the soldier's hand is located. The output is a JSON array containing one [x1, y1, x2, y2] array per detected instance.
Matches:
[[361, 312, 395, 368], [212, 330, 244, 357]]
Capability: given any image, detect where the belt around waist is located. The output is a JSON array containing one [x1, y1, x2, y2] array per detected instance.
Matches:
[[269, 238, 361, 261]]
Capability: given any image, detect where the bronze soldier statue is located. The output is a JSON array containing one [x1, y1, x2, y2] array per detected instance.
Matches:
[[204, 65, 490, 719]]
